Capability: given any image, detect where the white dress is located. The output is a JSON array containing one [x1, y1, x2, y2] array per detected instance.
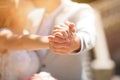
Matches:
[[0, 50, 40, 80]]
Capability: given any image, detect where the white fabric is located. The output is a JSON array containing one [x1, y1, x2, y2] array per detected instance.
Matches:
[[35, 1, 98, 80], [36, 2, 64, 56], [0, 50, 40, 80], [0, 0, 98, 80]]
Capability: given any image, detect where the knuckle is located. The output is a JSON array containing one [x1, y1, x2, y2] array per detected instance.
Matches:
[[61, 30, 65, 34]]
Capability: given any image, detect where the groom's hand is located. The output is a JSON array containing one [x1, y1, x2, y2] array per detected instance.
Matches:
[[48, 21, 81, 54]]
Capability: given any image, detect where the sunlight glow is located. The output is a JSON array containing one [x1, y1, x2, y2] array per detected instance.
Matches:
[[15, 0, 19, 8]]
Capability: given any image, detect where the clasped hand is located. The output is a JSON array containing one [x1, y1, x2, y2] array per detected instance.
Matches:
[[48, 21, 80, 55]]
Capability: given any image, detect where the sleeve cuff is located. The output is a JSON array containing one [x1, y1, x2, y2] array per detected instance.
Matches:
[[69, 33, 84, 55]]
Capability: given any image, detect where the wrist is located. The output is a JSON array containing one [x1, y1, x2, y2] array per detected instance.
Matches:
[[73, 36, 81, 53]]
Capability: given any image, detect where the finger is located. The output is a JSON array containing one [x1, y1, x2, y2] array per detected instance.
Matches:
[[49, 43, 70, 55], [64, 21, 76, 41], [48, 35, 55, 39], [48, 35, 56, 41], [49, 36, 67, 43], [52, 29, 69, 39], [64, 21, 73, 38], [54, 32, 64, 39], [53, 24, 66, 30], [59, 23, 71, 38], [54, 23, 69, 29], [54, 25, 61, 29], [53, 24, 69, 39], [49, 41, 70, 48], [69, 23, 75, 32], [52, 49, 69, 55], [65, 21, 75, 32]]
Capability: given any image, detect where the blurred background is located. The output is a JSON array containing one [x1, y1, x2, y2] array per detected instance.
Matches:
[[72, 0, 120, 80], [0, 0, 119, 80]]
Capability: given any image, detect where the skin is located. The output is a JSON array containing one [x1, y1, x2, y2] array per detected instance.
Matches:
[[0, 0, 49, 53], [49, 21, 81, 54], [32, 0, 81, 55], [31, 0, 61, 13], [0, 0, 80, 80], [29, 0, 81, 80]]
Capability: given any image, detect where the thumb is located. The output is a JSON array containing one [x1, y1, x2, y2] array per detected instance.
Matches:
[[69, 23, 75, 32], [65, 21, 75, 32]]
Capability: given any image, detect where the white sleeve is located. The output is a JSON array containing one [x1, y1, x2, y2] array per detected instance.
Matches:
[[70, 4, 100, 54]]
